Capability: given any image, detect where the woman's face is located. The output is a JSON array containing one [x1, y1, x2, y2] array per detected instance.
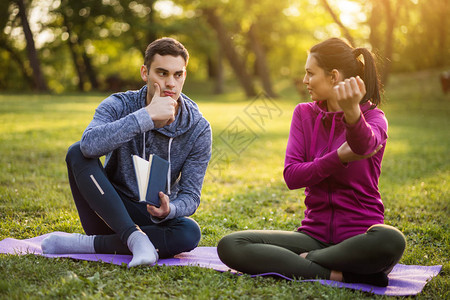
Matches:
[[303, 54, 336, 102]]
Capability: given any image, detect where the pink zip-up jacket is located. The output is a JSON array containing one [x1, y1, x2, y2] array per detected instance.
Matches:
[[284, 100, 388, 244]]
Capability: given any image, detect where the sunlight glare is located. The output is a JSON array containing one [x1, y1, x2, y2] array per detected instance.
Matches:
[[335, 0, 364, 29], [154, 0, 183, 19], [283, 5, 301, 17]]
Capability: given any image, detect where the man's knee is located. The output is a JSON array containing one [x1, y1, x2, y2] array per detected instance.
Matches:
[[66, 141, 98, 172], [176, 218, 201, 251], [66, 141, 83, 164]]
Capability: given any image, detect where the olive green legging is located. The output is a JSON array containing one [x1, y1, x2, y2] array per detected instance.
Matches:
[[217, 224, 406, 280]]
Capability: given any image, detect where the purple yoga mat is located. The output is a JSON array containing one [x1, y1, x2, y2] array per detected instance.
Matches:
[[0, 232, 442, 296]]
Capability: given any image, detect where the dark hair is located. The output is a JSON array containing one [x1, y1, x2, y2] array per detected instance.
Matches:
[[310, 38, 382, 106], [144, 37, 189, 68]]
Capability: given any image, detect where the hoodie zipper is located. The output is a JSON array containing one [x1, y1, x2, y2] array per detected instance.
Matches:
[[319, 146, 335, 244], [328, 181, 335, 244], [319, 145, 335, 244], [312, 105, 337, 243]]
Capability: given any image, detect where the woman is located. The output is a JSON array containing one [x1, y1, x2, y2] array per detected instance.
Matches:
[[217, 38, 406, 287]]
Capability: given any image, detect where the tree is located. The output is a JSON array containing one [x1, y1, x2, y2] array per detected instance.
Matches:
[[0, 1, 33, 89], [0, 39, 33, 88], [321, 0, 402, 84], [247, 24, 277, 98], [320, 0, 355, 46], [1, 0, 446, 92], [51, 0, 120, 90], [207, 46, 224, 94], [62, 13, 85, 91], [400, 0, 450, 69], [377, 0, 400, 84], [202, 7, 257, 97], [118, 0, 158, 56], [15, 0, 48, 91]]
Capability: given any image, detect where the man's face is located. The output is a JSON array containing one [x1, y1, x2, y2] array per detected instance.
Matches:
[[140, 54, 187, 104]]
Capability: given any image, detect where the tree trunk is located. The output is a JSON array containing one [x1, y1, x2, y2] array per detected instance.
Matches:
[[213, 47, 224, 94], [368, 1, 382, 51], [435, 0, 449, 67], [321, 0, 354, 46], [81, 51, 99, 90], [248, 24, 277, 98], [379, 0, 398, 85], [15, 0, 48, 91], [74, 33, 99, 90], [207, 47, 224, 94], [0, 39, 33, 87], [63, 16, 85, 91], [132, 0, 158, 56], [203, 7, 256, 98], [146, 0, 158, 47], [67, 39, 85, 91]]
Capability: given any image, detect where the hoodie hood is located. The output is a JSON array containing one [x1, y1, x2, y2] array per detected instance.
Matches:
[[138, 85, 203, 138], [155, 93, 204, 138], [312, 100, 374, 120]]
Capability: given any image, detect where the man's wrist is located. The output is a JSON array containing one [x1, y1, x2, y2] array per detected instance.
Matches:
[[134, 108, 154, 132], [150, 203, 176, 224]]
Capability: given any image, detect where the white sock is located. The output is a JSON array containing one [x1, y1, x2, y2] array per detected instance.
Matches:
[[127, 230, 158, 267], [41, 233, 95, 254]]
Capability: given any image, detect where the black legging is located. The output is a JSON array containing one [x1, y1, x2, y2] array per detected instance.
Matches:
[[217, 224, 405, 279], [66, 142, 201, 258]]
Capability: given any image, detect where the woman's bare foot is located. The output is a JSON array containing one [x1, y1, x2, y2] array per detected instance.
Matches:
[[330, 270, 343, 281], [299, 252, 308, 259], [298, 252, 343, 282]]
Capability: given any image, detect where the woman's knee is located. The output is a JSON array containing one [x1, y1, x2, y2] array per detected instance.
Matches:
[[217, 234, 235, 255], [368, 224, 406, 257], [217, 231, 247, 263]]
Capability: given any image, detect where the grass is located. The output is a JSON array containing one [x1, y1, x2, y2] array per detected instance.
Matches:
[[0, 69, 449, 299]]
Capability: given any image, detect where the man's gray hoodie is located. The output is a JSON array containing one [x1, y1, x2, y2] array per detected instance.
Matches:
[[80, 85, 212, 223]]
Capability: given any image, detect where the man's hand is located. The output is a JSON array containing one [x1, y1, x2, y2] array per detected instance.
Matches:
[[146, 83, 177, 128], [334, 76, 365, 125], [147, 191, 170, 219], [337, 141, 383, 163]]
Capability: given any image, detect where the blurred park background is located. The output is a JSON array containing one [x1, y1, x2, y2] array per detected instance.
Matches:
[[1, 1, 449, 297], [1, 0, 449, 95]]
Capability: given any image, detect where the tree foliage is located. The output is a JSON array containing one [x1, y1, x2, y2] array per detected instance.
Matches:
[[0, 0, 448, 93]]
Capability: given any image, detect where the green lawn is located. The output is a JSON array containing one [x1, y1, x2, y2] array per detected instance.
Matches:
[[0, 70, 449, 299]]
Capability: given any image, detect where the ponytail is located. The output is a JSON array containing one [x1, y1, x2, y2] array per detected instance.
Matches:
[[353, 48, 381, 106]]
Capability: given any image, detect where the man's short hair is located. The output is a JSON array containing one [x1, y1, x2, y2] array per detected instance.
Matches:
[[144, 37, 189, 68]]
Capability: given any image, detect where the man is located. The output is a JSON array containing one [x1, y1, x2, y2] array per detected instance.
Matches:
[[42, 38, 212, 267]]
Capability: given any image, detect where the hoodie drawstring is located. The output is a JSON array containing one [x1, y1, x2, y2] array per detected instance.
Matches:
[[327, 114, 337, 153], [142, 132, 146, 159], [142, 132, 172, 196], [310, 112, 323, 157], [167, 137, 173, 195]]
